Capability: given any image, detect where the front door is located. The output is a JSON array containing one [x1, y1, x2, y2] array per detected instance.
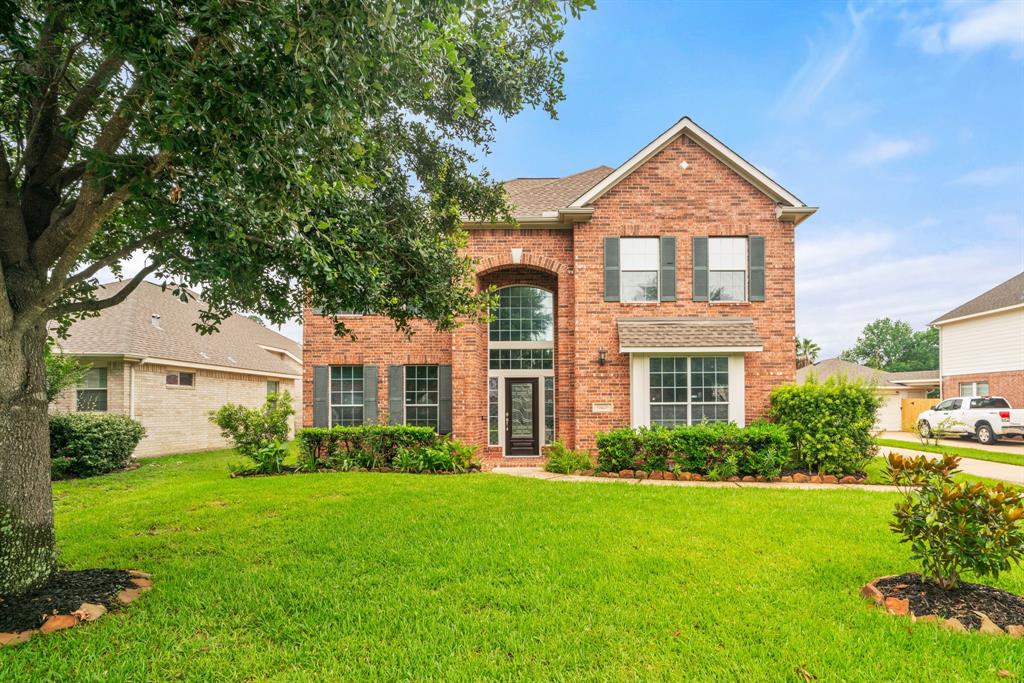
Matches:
[[505, 378, 539, 456]]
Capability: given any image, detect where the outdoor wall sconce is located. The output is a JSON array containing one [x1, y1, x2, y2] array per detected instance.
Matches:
[[598, 348, 607, 366]]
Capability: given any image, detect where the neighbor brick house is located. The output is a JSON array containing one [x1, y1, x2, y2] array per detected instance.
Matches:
[[932, 272, 1024, 405], [52, 280, 302, 456], [303, 117, 817, 465]]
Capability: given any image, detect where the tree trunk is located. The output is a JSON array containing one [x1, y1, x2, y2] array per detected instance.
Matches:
[[0, 323, 56, 596]]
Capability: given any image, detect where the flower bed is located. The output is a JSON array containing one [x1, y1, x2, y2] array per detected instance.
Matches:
[[296, 426, 479, 474]]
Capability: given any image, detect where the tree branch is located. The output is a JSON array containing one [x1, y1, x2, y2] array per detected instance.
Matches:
[[64, 230, 170, 288], [0, 140, 30, 270], [46, 260, 161, 319]]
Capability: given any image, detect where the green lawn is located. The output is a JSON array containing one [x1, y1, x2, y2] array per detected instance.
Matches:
[[876, 437, 1024, 468], [5, 449, 1023, 681]]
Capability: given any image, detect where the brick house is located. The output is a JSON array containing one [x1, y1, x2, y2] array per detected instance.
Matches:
[[52, 280, 302, 457], [303, 117, 817, 465], [931, 272, 1024, 405]]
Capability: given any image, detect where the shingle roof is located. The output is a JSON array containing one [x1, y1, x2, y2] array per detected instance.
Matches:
[[501, 166, 614, 218], [796, 358, 939, 388], [55, 281, 302, 377], [617, 317, 763, 351], [932, 271, 1024, 324]]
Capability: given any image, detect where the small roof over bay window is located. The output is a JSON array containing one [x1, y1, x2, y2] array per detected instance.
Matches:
[[617, 317, 764, 354]]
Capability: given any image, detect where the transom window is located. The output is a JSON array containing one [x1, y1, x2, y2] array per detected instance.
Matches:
[[649, 357, 729, 427], [959, 381, 989, 397], [166, 371, 195, 387], [77, 367, 108, 412], [708, 237, 747, 302], [489, 286, 553, 342], [620, 237, 660, 302], [405, 365, 439, 429], [330, 366, 364, 426]]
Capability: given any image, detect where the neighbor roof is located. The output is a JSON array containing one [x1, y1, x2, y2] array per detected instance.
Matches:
[[55, 281, 302, 377], [931, 271, 1024, 325], [796, 358, 939, 389], [501, 166, 613, 219], [617, 317, 763, 352]]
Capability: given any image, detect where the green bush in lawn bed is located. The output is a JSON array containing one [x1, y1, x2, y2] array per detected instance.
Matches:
[[595, 422, 790, 479], [544, 439, 593, 474], [769, 377, 880, 476], [297, 425, 477, 473], [49, 413, 146, 478]]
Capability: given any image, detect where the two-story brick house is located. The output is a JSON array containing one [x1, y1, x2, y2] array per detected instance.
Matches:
[[302, 117, 816, 465]]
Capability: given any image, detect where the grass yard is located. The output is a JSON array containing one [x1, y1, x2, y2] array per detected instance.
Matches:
[[876, 437, 1024, 469], [4, 449, 1023, 681]]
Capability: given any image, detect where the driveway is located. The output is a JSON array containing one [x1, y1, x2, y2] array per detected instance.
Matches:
[[877, 430, 1024, 455]]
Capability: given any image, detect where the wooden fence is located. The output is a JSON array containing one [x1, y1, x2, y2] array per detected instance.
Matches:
[[901, 398, 936, 432]]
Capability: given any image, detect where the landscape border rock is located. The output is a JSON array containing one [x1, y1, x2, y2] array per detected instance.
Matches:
[[577, 469, 871, 485]]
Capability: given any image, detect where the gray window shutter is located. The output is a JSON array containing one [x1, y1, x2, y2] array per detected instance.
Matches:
[[388, 365, 404, 424], [659, 236, 676, 301], [692, 236, 709, 301], [312, 365, 329, 427], [748, 236, 765, 302], [362, 365, 378, 425], [603, 237, 620, 302], [438, 365, 452, 435]]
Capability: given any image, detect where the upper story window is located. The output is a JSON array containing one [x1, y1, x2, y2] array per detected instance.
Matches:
[[620, 237, 660, 302], [330, 366, 364, 426], [489, 286, 553, 342], [708, 237, 747, 302], [166, 371, 195, 387], [77, 367, 107, 412]]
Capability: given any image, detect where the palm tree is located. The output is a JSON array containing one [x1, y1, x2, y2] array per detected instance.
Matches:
[[796, 337, 821, 369]]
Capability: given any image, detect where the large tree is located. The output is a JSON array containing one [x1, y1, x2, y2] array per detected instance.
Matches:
[[0, 0, 590, 595], [839, 318, 939, 372]]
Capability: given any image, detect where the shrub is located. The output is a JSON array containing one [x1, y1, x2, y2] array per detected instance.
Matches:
[[296, 425, 442, 471], [768, 377, 880, 475], [49, 413, 145, 478], [886, 452, 1024, 589], [395, 439, 480, 473], [594, 422, 790, 478], [210, 391, 294, 462], [544, 439, 592, 474]]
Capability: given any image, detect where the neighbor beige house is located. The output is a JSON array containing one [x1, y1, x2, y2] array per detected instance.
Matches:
[[796, 358, 939, 432], [51, 281, 302, 457]]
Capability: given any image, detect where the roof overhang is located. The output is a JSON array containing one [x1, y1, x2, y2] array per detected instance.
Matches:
[[776, 206, 818, 226], [617, 317, 764, 354], [138, 356, 301, 379], [930, 303, 1024, 327], [892, 378, 941, 386], [620, 345, 763, 354], [569, 117, 811, 214], [463, 207, 594, 230]]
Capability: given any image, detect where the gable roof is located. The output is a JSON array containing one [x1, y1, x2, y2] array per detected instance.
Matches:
[[502, 166, 613, 219], [795, 358, 939, 389], [55, 281, 302, 377], [931, 271, 1024, 325], [569, 117, 814, 222]]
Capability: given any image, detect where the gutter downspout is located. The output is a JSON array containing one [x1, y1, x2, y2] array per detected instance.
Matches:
[[129, 363, 136, 419]]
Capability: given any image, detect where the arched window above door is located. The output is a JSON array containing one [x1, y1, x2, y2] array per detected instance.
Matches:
[[489, 286, 554, 343]]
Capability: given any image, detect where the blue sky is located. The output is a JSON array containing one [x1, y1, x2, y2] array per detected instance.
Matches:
[[477, 0, 1024, 356]]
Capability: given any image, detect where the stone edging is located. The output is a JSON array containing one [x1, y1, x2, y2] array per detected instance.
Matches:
[[584, 469, 868, 485], [861, 576, 1024, 637], [0, 570, 152, 647]]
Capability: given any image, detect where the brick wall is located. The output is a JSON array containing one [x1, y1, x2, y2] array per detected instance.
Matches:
[[942, 370, 1024, 407]]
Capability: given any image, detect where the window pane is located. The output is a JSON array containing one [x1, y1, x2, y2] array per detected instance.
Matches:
[[489, 287, 554, 342], [78, 367, 107, 389], [649, 357, 687, 427], [620, 237, 660, 270], [76, 389, 107, 412], [329, 366, 364, 426], [708, 271, 745, 301], [691, 404, 728, 424], [267, 381, 280, 395], [489, 378, 499, 446], [544, 376, 555, 444], [179, 372, 194, 387], [331, 406, 363, 426], [405, 365, 439, 429], [708, 237, 747, 270], [165, 372, 179, 385], [621, 271, 658, 302], [488, 348, 553, 370]]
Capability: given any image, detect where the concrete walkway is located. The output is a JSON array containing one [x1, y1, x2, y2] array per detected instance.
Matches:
[[876, 444, 1024, 484], [878, 431, 1024, 456], [492, 467, 901, 492]]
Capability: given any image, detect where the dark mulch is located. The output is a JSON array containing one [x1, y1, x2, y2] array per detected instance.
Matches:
[[0, 569, 133, 632], [875, 572, 1024, 630]]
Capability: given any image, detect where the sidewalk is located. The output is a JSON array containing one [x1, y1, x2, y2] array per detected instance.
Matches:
[[876, 444, 1024, 484], [492, 467, 901, 492], [878, 431, 1024, 456]]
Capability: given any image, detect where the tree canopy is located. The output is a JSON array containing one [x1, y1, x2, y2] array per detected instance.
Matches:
[[839, 318, 938, 372]]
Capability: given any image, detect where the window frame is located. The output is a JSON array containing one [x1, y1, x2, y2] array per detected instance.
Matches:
[[959, 381, 990, 397], [329, 365, 364, 426], [165, 370, 195, 388], [647, 356, 730, 427], [76, 367, 108, 412], [707, 237, 748, 302], [619, 237, 661, 303], [404, 365, 440, 430], [266, 380, 280, 396]]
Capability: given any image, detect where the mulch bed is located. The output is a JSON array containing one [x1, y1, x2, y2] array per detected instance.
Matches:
[[868, 572, 1024, 633], [0, 569, 135, 633]]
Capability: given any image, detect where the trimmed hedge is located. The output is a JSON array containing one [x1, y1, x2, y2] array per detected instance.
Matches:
[[50, 413, 146, 479], [297, 425, 442, 471], [595, 422, 790, 480], [769, 377, 880, 475]]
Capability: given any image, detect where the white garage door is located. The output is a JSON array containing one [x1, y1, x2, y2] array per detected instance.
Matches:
[[876, 395, 902, 431]]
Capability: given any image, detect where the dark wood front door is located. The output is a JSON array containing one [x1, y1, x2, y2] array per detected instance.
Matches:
[[505, 378, 539, 456]]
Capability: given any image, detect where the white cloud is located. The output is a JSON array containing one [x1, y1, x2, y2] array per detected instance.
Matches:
[[901, 1, 1024, 57], [796, 225, 1023, 357], [852, 136, 927, 165], [949, 165, 1023, 186]]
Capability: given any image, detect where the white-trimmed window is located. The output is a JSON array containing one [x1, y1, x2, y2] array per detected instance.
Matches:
[[405, 365, 439, 429], [166, 371, 195, 387], [649, 357, 729, 426], [708, 238, 747, 302], [76, 368, 108, 412], [620, 237, 660, 302], [959, 381, 989, 397], [330, 366, 363, 426]]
